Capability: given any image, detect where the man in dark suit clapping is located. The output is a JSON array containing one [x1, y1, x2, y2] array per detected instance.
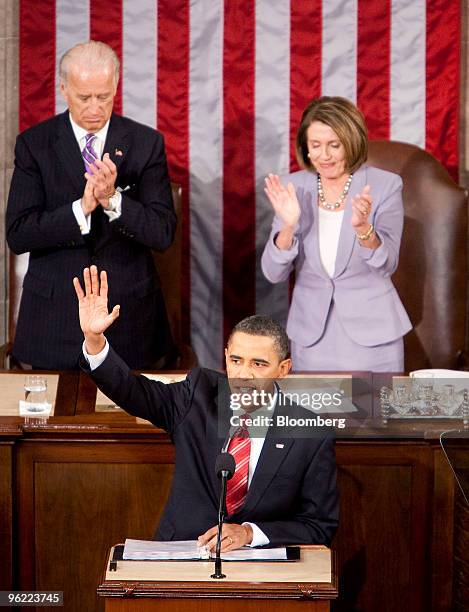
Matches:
[[7, 40, 176, 369]]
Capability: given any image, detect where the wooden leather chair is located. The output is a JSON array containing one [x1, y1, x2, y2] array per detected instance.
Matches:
[[368, 141, 468, 372], [1, 184, 196, 370], [153, 185, 196, 369]]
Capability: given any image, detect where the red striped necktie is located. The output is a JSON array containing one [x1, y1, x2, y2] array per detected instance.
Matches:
[[226, 417, 251, 515]]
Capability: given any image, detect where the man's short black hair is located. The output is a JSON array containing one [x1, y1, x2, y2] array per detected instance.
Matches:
[[228, 315, 290, 361]]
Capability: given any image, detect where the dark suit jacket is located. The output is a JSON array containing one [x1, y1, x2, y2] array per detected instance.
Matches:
[[87, 346, 339, 546], [6, 111, 176, 369]]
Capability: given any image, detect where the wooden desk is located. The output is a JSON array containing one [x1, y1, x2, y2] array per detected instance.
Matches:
[[98, 545, 337, 611], [1, 419, 465, 611], [0, 370, 79, 416]]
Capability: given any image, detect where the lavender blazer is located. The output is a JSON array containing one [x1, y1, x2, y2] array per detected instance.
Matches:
[[261, 165, 412, 347]]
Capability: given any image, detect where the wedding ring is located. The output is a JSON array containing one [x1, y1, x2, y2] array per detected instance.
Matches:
[[227, 536, 233, 545]]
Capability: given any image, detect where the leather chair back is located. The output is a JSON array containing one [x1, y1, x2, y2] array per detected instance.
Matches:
[[367, 141, 468, 371], [153, 184, 183, 347]]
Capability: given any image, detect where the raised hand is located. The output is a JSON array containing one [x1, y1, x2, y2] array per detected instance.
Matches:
[[351, 184, 372, 230], [264, 174, 301, 229], [73, 266, 120, 353]]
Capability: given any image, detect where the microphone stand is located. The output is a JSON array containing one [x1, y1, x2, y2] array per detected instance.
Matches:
[[211, 470, 228, 579]]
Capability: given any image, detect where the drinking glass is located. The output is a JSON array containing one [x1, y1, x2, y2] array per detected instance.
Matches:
[[24, 375, 48, 413]]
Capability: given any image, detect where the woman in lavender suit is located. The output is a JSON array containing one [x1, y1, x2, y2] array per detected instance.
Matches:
[[261, 97, 411, 372]]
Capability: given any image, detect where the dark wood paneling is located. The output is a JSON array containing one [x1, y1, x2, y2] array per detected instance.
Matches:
[[7, 427, 466, 612], [449, 446, 469, 612], [54, 371, 80, 416], [333, 444, 432, 612], [75, 373, 98, 415], [16, 441, 174, 612], [453, 483, 469, 612], [335, 465, 412, 611], [431, 449, 455, 611], [0, 443, 14, 589]]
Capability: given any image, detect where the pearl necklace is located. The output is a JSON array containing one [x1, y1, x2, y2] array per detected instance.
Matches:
[[317, 173, 353, 210]]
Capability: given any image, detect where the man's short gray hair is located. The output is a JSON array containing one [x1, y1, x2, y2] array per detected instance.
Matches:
[[229, 315, 290, 361], [59, 40, 120, 85]]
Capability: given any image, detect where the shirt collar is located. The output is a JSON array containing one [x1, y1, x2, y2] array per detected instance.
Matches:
[[68, 113, 111, 146]]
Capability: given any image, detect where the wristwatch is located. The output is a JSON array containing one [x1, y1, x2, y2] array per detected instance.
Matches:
[[107, 190, 122, 213]]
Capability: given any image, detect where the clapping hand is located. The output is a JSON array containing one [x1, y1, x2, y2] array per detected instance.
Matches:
[[73, 266, 120, 354], [264, 174, 301, 229], [85, 153, 117, 207], [81, 179, 100, 216], [351, 185, 372, 230]]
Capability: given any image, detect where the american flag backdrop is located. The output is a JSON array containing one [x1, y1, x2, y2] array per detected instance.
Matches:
[[19, 0, 460, 369]]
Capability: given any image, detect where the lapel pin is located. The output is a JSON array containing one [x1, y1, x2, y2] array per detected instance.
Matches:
[[115, 148, 123, 156], [276, 443, 284, 449]]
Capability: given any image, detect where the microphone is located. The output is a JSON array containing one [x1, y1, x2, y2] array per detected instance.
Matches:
[[215, 452, 236, 479], [211, 452, 235, 579]]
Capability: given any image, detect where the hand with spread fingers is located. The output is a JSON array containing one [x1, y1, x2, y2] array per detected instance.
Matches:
[[73, 266, 120, 354], [198, 523, 253, 552], [264, 173, 301, 230]]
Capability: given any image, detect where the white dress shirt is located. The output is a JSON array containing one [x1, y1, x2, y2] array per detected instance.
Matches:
[[318, 207, 344, 277], [83, 340, 270, 547], [69, 116, 121, 234]]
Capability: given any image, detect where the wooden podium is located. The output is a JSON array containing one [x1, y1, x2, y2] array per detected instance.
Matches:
[[97, 545, 337, 611]]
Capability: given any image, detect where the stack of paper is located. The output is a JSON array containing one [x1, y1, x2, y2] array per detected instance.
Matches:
[[123, 539, 288, 561]]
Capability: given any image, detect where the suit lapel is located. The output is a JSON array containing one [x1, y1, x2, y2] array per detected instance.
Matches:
[[241, 393, 294, 514], [52, 111, 87, 196], [206, 378, 232, 502], [333, 166, 367, 278], [243, 436, 293, 514]]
